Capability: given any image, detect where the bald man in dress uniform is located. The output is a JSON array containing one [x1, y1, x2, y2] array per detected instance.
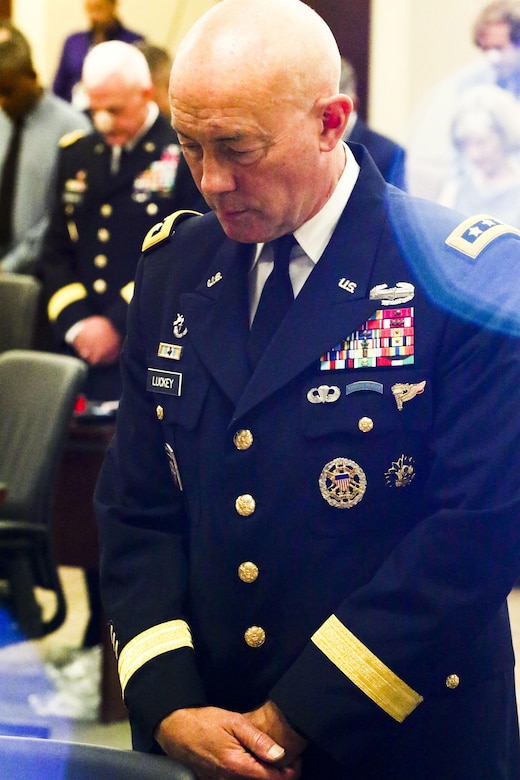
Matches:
[[41, 40, 205, 401], [95, 2, 520, 778]]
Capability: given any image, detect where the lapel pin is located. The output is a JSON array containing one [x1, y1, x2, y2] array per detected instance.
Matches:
[[207, 272, 223, 288], [338, 278, 357, 294]]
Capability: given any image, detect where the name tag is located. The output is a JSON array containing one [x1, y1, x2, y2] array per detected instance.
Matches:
[[147, 368, 182, 396]]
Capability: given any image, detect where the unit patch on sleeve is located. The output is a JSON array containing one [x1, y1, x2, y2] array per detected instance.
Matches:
[[320, 308, 414, 370]]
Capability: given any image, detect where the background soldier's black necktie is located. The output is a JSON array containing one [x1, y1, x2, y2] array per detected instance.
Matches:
[[247, 233, 296, 368], [0, 118, 24, 247]]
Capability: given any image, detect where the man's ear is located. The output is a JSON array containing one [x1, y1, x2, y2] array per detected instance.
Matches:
[[319, 94, 353, 150]]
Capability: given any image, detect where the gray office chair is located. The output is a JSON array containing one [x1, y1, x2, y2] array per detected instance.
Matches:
[[0, 273, 42, 352], [0, 736, 197, 779], [0, 350, 87, 639]]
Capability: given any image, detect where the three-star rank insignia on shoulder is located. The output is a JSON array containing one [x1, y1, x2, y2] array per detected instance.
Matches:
[[320, 308, 415, 370], [445, 214, 520, 259], [142, 209, 202, 252]]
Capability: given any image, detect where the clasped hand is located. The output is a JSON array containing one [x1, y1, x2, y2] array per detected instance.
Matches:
[[155, 700, 307, 779]]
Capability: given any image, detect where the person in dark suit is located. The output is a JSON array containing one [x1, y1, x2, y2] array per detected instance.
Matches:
[[94, 1, 520, 778], [52, 0, 144, 107], [41, 39, 206, 403], [340, 57, 407, 189]]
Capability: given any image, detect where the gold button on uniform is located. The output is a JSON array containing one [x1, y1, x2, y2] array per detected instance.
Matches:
[[94, 254, 108, 268], [147, 203, 159, 216], [93, 278, 107, 294], [233, 430, 253, 450], [244, 626, 265, 648], [358, 417, 374, 433], [65, 204, 74, 215], [156, 405, 164, 420], [98, 228, 110, 242], [100, 203, 112, 217], [238, 562, 259, 583], [235, 494, 256, 516], [445, 674, 460, 689]]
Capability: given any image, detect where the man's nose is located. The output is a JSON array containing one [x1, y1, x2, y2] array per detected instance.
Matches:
[[200, 155, 235, 196]]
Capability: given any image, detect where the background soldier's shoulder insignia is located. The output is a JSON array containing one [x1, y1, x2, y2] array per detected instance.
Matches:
[[142, 209, 202, 253], [445, 214, 520, 259], [59, 129, 88, 148]]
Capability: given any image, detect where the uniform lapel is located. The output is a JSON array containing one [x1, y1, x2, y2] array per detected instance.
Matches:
[[235, 150, 390, 419], [181, 239, 254, 405], [181, 147, 390, 418]]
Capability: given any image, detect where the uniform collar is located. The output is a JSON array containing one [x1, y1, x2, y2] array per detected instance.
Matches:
[[252, 142, 359, 267]]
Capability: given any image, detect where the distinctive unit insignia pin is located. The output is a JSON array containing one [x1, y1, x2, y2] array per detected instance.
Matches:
[[173, 313, 188, 338], [319, 458, 367, 508]]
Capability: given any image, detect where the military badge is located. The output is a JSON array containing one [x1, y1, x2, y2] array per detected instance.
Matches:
[[369, 282, 415, 305], [320, 308, 414, 370], [385, 455, 415, 488], [63, 170, 87, 206], [391, 381, 426, 411], [307, 385, 340, 404], [319, 458, 367, 508], [158, 342, 183, 360], [173, 313, 188, 338]]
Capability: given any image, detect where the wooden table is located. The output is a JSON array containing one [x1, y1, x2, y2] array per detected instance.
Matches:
[[52, 419, 127, 723]]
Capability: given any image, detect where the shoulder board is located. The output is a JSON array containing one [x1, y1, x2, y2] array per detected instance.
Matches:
[[142, 209, 202, 253], [59, 129, 88, 148], [445, 213, 520, 259]]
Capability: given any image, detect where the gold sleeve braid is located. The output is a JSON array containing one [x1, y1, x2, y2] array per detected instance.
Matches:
[[117, 619, 194, 696], [48, 282, 88, 321], [311, 614, 423, 722]]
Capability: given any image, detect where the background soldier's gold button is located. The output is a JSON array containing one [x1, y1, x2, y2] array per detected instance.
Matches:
[[93, 278, 107, 294], [358, 416, 374, 433], [244, 626, 265, 648], [233, 429, 253, 450], [147, 203, 159, 216], [235, 494, 255, 516], [156, 405, 164, 420], [238, 562, 259, 583], [98, 227, 110, 242], [65, 204, 74, 215], [445, 674, 460, 689], [94, 254, 108, 268], [100, 203, 112, 217]]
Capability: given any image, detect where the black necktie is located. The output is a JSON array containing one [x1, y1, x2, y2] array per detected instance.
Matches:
[[0, 118, 23, 247], [247, 233, 295, 367]]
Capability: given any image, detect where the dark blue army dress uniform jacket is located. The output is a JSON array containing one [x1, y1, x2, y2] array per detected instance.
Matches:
[[95, 146, 520, 778], [40, 112, 206, 401]]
